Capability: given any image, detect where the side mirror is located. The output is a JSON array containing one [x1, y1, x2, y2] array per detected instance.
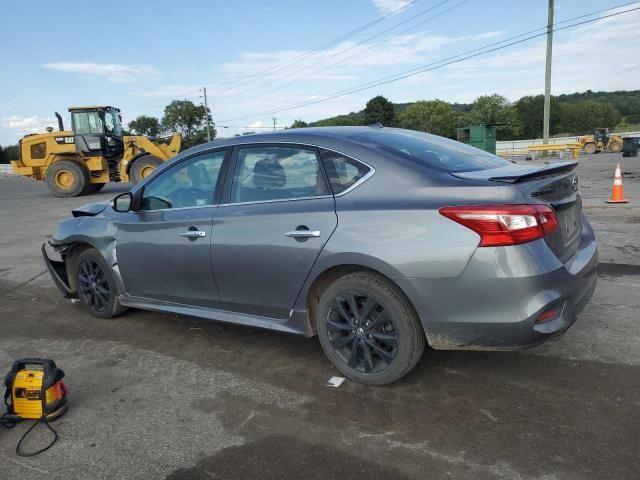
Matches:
[[113, 192, 133, 212]]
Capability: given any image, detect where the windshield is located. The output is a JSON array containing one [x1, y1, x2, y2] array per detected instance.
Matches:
[[104, 109, 123, 137], [350, 129, 510, 173]]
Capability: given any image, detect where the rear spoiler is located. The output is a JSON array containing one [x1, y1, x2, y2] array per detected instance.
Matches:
[[452, 161, 578, 184]]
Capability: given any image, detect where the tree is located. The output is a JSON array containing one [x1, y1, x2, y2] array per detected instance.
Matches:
[[162, 100, 215, 148], [288, 119, 308, 129], [128, 115, 161, 137], [469, 94, 522, 140], [397, 100, 456, 137], [0, 144, 19, 164], [558, 101, 622, 135], [314, 115, 357, 127], [363, 95, 395, 126], [514, 95, 562, 139]]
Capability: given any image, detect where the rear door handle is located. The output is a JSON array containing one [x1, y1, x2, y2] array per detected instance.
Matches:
[[284, 230, 321, 238], [180, 230, 206, 238]]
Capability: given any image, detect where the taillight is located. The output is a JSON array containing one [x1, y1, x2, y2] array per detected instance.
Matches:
[[439, 204, 558, 247]]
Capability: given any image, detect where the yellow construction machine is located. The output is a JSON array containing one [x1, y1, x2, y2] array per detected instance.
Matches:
[[577, 128, 623, 154], [11, 106, 181, 197]]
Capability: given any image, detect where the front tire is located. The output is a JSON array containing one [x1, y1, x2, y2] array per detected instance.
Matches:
[[583, 142, 597, 155], [317, 272, 425, 385], [608, 141, 622, 153], [129, 156, 163, 185], [45, 160, 89, 197], [75, 248, 127, 319]]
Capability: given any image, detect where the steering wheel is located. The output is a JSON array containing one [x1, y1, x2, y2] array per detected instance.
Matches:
[[177, 188, 210, 207]]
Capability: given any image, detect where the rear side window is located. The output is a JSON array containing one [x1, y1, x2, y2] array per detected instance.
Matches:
[[350, 130, 510, 173], [320, 149, 370, 194], [232, 146, 329, 203]]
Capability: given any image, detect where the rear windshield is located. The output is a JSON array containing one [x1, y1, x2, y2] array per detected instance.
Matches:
[[350, 129, 510, 173]]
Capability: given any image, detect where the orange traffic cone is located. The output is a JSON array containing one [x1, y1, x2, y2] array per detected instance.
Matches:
[[606, 164, 628, 203]]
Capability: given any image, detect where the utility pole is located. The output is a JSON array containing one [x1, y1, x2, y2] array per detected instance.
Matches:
[[542, 0, 554, 144], [202, 87, 212, 142], [272, 117, 277, 131]]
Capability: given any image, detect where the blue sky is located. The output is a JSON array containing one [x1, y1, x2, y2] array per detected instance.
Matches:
[[1, 0, 638, 144]]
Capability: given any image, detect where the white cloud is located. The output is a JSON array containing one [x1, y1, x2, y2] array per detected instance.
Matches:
[[43, 62, 159, 83], [0, 116, 69, 143], [2, 115, 57, 131], [372, 0, 413, 14]]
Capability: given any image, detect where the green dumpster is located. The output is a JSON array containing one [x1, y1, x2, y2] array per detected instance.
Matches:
[[456, 125, 497, 154]]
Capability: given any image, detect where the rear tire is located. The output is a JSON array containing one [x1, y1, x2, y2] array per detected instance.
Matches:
[[45, 160, 89, 197], [74, 248, 127, 319], [129, 156, 163, 185], [317, 272, 425, 385], [583, 142, 597, 155], [608, 141, 622, 153]]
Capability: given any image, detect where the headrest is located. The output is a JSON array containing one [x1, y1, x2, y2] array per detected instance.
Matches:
[[253, 159, 286, 189]]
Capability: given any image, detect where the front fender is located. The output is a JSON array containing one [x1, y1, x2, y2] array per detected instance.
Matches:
[[48, 216, 124, 296]]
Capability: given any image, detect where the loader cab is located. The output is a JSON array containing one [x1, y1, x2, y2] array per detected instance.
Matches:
[[594, 128, 609, 144], [69, 106, 124, 158]]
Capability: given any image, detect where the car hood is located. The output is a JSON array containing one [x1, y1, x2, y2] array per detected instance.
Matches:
[[72, 201, 109, 218]]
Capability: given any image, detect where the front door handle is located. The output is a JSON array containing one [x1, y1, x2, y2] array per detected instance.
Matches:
[[180, 230, 206, 239], [284, 229, 321, 239]]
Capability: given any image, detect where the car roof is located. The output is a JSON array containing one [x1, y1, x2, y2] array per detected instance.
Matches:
[[191, 126, 386, 151]]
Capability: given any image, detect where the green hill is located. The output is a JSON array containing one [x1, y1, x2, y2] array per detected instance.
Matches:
[[306, 90, 640, 137]]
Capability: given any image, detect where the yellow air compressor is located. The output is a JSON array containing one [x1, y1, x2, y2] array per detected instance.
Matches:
[[1, 358, 68, 456]]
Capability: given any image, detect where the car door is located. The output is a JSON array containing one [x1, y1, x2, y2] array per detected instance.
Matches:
[[115, 148, 229, 308], [212, 144, 338, 319]]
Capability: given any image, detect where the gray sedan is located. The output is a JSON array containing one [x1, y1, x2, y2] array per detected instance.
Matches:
[[43, 127, 598, 385]]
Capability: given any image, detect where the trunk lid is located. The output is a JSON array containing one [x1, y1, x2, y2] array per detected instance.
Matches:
[[452, 161, 582, 263]]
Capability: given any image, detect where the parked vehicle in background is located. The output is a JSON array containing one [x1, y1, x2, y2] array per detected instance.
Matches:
[[42, 127, 598, 385], [10, 106, 181, 197]]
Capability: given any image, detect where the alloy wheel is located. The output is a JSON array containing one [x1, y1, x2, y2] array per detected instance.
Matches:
[[326, 290, 399, 374], [77, 259, 110, 312]]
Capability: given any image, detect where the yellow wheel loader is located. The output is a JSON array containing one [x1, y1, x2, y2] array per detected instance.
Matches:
[[10, 106, 181, 197], [577, 128, 623, 155]]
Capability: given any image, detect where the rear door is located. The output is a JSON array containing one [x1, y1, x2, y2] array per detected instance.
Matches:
[[211, 144, 337, 319], [115, 148, 229, 307]]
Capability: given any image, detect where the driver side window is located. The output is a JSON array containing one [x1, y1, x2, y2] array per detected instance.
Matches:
[[140, 150, 226, 211]]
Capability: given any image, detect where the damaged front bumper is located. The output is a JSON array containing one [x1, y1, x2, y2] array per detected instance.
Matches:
[[42, 242, 76, 298]]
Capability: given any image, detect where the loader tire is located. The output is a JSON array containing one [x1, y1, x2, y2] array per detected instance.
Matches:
[[608, 141, 622, 153], [129, 156, 163, 185], [46, 160, 89, 197], [583, 142, 597, 155]]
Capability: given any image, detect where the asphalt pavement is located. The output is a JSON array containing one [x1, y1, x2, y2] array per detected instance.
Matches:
[[0, 152, 638, 479]]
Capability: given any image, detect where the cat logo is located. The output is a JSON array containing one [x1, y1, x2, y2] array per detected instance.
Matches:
[[55, 136, 75, 144]]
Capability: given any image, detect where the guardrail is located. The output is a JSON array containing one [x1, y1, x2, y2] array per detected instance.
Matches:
[[0, 164, 15, 176], [496, 131, 640, 155]]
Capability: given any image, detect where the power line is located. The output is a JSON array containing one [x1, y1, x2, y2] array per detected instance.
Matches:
[[230, 0, 639, 116], [216, 0, 453, 101], [216, 4, 640, 123], [262, 0, 469, 95], [216, 0, 420, 96], [123, 0, 639, 121]]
